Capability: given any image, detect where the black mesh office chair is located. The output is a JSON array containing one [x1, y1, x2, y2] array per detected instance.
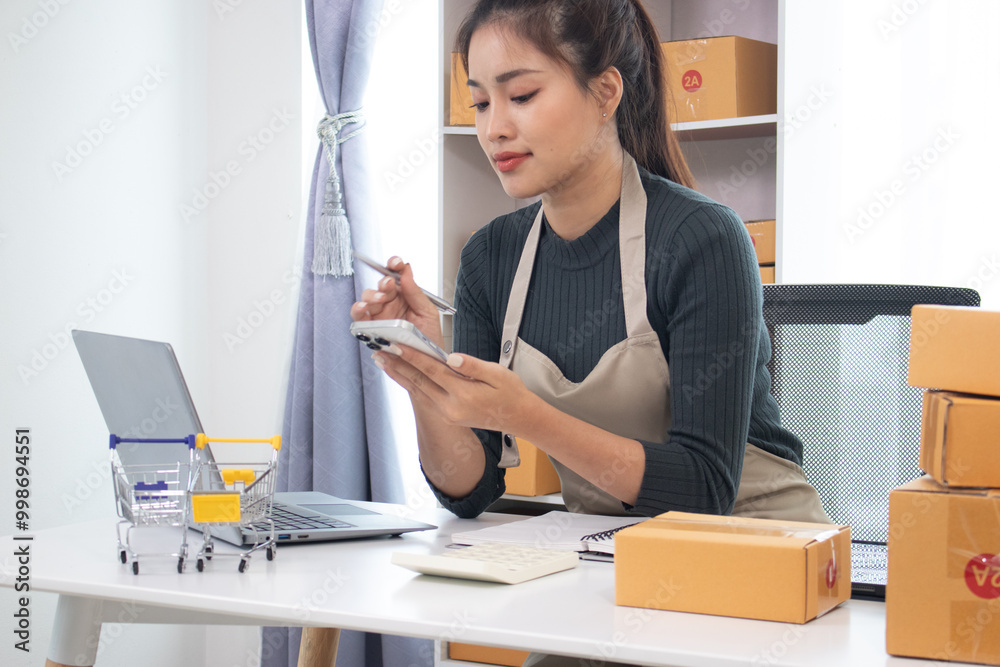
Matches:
[[761, 284, 980, 544]]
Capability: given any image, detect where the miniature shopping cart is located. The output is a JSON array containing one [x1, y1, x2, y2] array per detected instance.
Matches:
[[109, 434, 198, 575], [191, 433, 281, 573]]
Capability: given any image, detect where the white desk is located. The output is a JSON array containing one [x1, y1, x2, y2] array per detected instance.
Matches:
[[0, 504, 971, 667]]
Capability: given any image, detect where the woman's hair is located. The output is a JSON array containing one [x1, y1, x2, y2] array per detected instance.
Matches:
[[456, 0, 695, 189]]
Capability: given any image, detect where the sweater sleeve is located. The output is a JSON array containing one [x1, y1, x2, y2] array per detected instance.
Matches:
[[420, 229, 506, 518], [632, 202, 761, 516]]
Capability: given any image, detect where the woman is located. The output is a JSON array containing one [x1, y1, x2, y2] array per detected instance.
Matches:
[[351, 0, 827, 525]]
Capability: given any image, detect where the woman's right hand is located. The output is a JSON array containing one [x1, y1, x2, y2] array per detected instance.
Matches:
[[349, 256, 445, 348]]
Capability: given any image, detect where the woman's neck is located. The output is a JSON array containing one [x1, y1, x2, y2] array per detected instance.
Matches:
[[540, 148, 624, 241]]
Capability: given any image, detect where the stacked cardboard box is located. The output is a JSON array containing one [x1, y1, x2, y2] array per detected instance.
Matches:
[[448, 642, 530, 666], [504, 437, 561, 497], [887, 305, 1000, 664], [745, 219, 775, 283], [449, 54, 476, 126], [660, 37, 777, 124]]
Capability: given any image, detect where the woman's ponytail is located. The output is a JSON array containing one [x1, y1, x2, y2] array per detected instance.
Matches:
[[620, 0, 695, 188]]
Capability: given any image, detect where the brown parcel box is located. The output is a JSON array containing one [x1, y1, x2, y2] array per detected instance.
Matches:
[[887, 477, 1000, 664], [449, 642, 529, 666], [450, 53, 475, 126], [615, 512, 850, 624], [908, 305, 1000, 397], [744, 219, 776, 264], [759, 265, 775, 284], [920, 391, 1000, 488], [661, 37, 777, 124], [504, 438, 561, 497]]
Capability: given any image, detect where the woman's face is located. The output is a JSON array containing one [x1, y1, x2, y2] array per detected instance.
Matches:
[[467, 25, 611, 201]]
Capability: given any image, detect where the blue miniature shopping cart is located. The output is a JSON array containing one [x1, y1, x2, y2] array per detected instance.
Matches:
[[109, 434, 197, 574]]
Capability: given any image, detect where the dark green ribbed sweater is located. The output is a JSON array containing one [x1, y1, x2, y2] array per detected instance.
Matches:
[[429, 169, 802, 518]]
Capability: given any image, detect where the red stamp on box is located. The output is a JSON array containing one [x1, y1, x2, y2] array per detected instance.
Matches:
[[964, 553, 1000, 599], [682, 70, 702, 92], [825, 558, 838, 589]]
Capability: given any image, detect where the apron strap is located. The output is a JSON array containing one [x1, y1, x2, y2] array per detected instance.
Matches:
[[619, 154, 653, 337], [499, 212, 543, 371]]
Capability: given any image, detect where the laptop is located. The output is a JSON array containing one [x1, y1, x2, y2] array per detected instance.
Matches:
[[72, 330, 435, 547], [850, 541, 888, 600]]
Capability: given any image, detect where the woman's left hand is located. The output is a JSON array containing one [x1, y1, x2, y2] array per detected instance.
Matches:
[[374, 346, 532, 434]]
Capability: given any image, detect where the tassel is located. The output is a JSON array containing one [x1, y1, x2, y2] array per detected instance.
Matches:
[[312, 110, 366, 278], [312, 178, 354, 277], [312, 212, 354, 278]]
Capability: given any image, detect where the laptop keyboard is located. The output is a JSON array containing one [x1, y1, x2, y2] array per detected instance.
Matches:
[[247, 503, 354, 532]]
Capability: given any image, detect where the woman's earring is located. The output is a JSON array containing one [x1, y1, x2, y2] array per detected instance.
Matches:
[[603, 112, 607, 117]]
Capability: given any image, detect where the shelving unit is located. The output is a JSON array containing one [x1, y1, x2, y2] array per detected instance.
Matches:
[[486, 492, 566, 517], [444, 113, 779, 140], [438, 1, 783, 354]]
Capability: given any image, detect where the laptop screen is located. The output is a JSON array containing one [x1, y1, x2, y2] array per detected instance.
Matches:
[[73, 330, 207, 467]]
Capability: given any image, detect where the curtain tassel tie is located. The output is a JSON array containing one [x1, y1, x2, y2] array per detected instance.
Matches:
[[313, 110, 365, 277]]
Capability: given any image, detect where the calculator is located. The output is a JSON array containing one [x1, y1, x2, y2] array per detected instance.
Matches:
[[391, 543, 579, 585]]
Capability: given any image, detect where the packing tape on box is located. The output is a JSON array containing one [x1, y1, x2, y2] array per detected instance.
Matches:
[[938, 394, 955, 485], [651, 514, 842, 542]]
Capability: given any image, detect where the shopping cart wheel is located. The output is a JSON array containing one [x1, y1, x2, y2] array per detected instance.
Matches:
[[119, 549, 127, 564], [204, 544, 214, 561], [238, 558, 248, 573], [132, 561, 139, 575], [177, 557, 185, 574], [196, 559, 205, 572], [266, 545, 275, 561]]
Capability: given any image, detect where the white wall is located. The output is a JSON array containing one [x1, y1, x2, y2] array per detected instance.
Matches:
[[364, 0, 442, 516], [781, 0, 1000, 308], [0, 1, 301, 665]]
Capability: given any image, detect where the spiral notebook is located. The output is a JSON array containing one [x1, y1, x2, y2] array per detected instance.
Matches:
[[451, 511, 643, 560]]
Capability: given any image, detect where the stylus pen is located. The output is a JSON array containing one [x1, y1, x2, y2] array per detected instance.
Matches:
[[353, 250, 457, 315]]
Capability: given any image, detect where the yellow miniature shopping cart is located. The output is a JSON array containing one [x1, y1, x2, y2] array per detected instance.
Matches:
[[191, 433, 281, 572], [109, 434, 198, 575]]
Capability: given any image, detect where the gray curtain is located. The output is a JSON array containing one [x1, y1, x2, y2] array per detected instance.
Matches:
[[262, 1, 432, 666]]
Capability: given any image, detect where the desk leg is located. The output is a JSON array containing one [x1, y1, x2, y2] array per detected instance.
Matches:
[[45, 594, 103, 667], [297, 627, 341, 667]]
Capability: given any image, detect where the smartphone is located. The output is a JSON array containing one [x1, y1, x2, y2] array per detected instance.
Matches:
[[350, 320, 449, 364]]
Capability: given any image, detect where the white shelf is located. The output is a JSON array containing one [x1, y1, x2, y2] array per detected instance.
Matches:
[[502, 492, 564, 505], [487, 493, 567, 516], [445, 114, 779, 140], [674, 114, 779, 141]]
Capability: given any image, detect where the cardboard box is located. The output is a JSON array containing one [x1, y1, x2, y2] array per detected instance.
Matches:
[[908, 305, 1000, 397], [661, 37, 777, 123], [745, 219, 776, 264], [450, 53, 476, 126], [759, 265, 775, 284], [448, 642, 530, 666], [615, 512, 850, 623], [504, 438, 561, 497], [920, 391, 1000, 488], [887, 477, 1000, 664]]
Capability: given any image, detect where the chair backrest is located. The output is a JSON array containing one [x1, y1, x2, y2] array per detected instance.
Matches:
[[761, 284, 979, 542]]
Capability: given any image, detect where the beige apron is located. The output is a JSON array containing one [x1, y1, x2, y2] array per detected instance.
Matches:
[[505, 155, 828, 667], [496, 153, 830, 521]]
